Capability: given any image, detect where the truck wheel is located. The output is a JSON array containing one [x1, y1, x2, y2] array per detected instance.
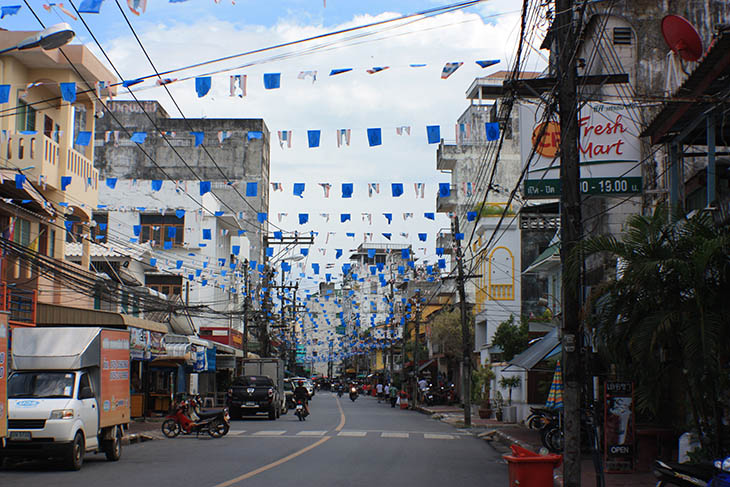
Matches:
[[104, 427, 122, 461], [268, 406, 277, 420], [65, 431, 85, 471]]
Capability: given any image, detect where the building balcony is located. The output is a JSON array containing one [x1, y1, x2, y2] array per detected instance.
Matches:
[[436, 191, 457, 213], [0, 283, 37, 327], [61, 147, 99, 214], [436, 142, 457, 171], [1, 132, 60, 190], [436, 231, 453, 255]]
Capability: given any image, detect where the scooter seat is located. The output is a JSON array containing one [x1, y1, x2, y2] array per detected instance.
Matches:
[[197, 408, 225, 419], [655, 460, 715, 481]]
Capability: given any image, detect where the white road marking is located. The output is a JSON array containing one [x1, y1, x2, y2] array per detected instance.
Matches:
[[381, 432, 409, 439], [227, 431, 247, 436], [296, 431, 327, 437], [253, 430, 287, 436], [424, 433, 455, 440], [337, 431, 367, 437]]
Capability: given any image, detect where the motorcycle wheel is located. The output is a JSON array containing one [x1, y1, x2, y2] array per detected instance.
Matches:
[[528, 416, 544, 430], [161, 419, 180, 438], [545, 428, 564, 453], [208, 419, 229, 438]]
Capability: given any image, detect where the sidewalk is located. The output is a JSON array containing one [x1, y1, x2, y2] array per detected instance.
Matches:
[[412, 403, 656, 487], [124, 418, 166, 445]]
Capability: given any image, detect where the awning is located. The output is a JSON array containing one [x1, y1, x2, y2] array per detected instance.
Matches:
[[505, 327, 560, 372], [37, 303, 168, 333], [0, 169, 55, 216], [418, 358, 436, 373]]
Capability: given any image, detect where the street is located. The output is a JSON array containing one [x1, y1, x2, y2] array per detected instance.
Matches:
[[0, 392, 507, 486]]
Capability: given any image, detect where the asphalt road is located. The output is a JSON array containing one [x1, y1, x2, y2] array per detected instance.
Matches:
[[0, 392, 508, 486]]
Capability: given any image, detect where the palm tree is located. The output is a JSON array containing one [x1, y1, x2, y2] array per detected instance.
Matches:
[[576, 205, 730, 457]]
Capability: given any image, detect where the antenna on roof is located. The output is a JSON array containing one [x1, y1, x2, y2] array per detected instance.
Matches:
[[661, 15, 704, 95]]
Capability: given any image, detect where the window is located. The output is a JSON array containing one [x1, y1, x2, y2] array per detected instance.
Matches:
[[146, 274, 183, 297], [14, 218, 31, 247], [38, 224, 48, 255], [613, 27, 632, 45], [16, 98, 36, 132], [139, 214, 184, 247], [72, 105, 86, 154], [91, 213, 108, 244], [77, 373, 93, 399], [65, 216, 85, 243], [49, 229, 56, 258]]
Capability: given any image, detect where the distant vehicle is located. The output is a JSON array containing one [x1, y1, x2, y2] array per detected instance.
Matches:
[[290, 377, 314, 398], [2, 327, 130, 470], [227, 376, 282, 420], [240, 358, 286, 416]]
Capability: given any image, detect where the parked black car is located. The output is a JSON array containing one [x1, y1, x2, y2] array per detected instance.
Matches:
[[227, 376, 282, 420]]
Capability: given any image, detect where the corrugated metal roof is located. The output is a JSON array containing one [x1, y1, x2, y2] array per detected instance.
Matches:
[[65, 241, 153, 260], [507, 327, 560, 371]]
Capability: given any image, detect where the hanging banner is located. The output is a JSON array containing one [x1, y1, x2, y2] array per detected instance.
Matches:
[[0, 313, 7, 439], [519, 102, 642, 198], [604, 381, 635, 473]]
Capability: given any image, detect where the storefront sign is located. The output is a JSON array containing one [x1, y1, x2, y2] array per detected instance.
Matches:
[[519, 102, 643, 198], [149, 332, 165, 357], [604, 381, 635, 472], [193, 345, 207, 372], [130, 328, 149, 360], [0, 315, 7, 439]]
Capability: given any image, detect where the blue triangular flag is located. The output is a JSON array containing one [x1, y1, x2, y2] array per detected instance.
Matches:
[[202, 228, 212, 240], [14, 174, 25, 189], [246, 182, 258, 197], [467, 211, 477, 222], [485, 122, 500, 141], [340, 213, 351, 223], [418, 233, 427, 242], [293, 183, 305, 197], [0, 85, 10, 103], [263, 73, 281, 89], [151, 180, 163, 191], [200, 181, 211, 195], [299, 213, 309, 224], [307, 130, 320, 148], [133, 225, 141, 236], [436, 247, 444, 256], [61, 176, 72, 191], [391, 183, 403, 197], [424, 212, 435, 220], [191, 131, 204, 146], [439, 183, 451, 197], [130, 132, 147, 144], [401, 248, 410, 259], [167, 227, 177, 239], [382, 233, 391, 240], [476, 59, 500, 69], [195, 77, 212, 98], [335, 249, 343, 259], [330, 68, 352, 76], [176, 209, 185, 218], [78, 0, 103, 13], [427, 125, 440, 144], [164, 241, 173, 250], [257, 212, 267, 223], [75, 131, 92, 146], [367, 128, 382, 147], [247, 131, 263, 140], [455, 233, 464, 240], [60, 83, 76, 103], [383, 213, 392, 224], [342, 183, 353, 198]]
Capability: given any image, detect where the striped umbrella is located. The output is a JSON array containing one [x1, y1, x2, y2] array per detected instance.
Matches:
[[545, 361, 563, 409]]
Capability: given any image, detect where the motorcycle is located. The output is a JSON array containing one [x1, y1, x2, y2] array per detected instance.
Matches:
[[653, 455, 730, 486], [526, 406, 558, 431], [423, 386, 435, 406], [190, 396, 230, 438], [349, 386, 358, 402], [161, 398, 228, 438], [336, 384, 344, 398], [295, 399, 309, 421]]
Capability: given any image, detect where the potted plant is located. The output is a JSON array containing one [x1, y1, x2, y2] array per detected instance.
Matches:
[[473, 365, 496, 419], [499, 376, 521, 423], [494, 391, 504, 421]]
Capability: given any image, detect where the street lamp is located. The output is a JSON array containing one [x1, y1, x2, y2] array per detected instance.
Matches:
[[0, 23, 76, 55]]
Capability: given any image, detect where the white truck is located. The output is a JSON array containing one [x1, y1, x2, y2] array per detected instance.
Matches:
[[1, 327, 130, 470]]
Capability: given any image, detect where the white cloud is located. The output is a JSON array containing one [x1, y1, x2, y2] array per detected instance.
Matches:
[[90, 8, 539, 284]]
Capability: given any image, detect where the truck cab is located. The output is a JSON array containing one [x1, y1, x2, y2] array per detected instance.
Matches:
[[1, 327, 129, 470]]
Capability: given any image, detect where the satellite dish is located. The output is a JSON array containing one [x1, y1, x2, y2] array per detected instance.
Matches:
[[661, 15, 704, 62]]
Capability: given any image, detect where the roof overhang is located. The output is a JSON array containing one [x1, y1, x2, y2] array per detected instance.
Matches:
[[505, 327, 560, 371], [37, 302, 168, 333], [0, 169, 55, 216]]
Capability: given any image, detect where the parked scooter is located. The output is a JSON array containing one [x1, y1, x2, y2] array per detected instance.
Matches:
[[349, 386, 358, 402], [190, 396, 230, 438], [161, 398, 228, 438], [526, 406, 557, 430], [653, 455, 730, 487], [295, 398, 309, 421]]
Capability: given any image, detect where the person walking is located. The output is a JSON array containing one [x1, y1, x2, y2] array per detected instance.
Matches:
[[376, 382, 384, 403], [383, 383, 390, 403], [390, 383, 398, 407]]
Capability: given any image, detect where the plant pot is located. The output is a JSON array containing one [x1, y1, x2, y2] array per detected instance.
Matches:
[[496, 410, 503, 421], [478, 407, 492, 419]]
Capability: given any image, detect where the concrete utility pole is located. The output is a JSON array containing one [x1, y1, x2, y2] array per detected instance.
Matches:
[[261, 267, 274, 357], [388, 253, 395, 382], [412, 289, 422, 407], [452, 216, 472, 428], [556, 0, 583, 485], [243, 260, 250, 359]]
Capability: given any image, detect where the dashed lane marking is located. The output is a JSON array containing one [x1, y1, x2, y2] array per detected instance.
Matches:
[[296, 431, 327, 437], [337, 431, 367, 437], [252, 430, 286, 436], [381, 432, 409, 439], [424, 433, 455, 440]]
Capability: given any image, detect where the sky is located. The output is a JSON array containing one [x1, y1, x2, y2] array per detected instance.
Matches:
[[3, 0, 547, 290]]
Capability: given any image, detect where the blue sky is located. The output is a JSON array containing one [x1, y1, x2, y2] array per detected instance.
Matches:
[[2, 0, 545, 285]]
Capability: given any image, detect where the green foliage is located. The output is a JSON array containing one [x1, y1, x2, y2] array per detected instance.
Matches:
[[472, 364, 496, 404], [492, 315, 530, 362], [499, 375, 521, 405], [578, 205, 730, 456], [430, 308, 474, 359]]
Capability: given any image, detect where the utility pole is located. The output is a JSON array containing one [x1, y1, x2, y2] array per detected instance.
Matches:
[[413, 289, 422, 408], [388, 252, 395, 382], [261, 267, 273, 357], [556, 0, 582, 485], [242, 260, 250, 359], [452, 216, 472, 428], [290, 283, 298, 373]]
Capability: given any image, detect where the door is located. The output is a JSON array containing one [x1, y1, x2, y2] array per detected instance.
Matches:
[[77, 373, 99, 449]]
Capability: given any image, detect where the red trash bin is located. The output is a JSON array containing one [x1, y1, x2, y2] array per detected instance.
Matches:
[[503, 444, 562, 487]]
